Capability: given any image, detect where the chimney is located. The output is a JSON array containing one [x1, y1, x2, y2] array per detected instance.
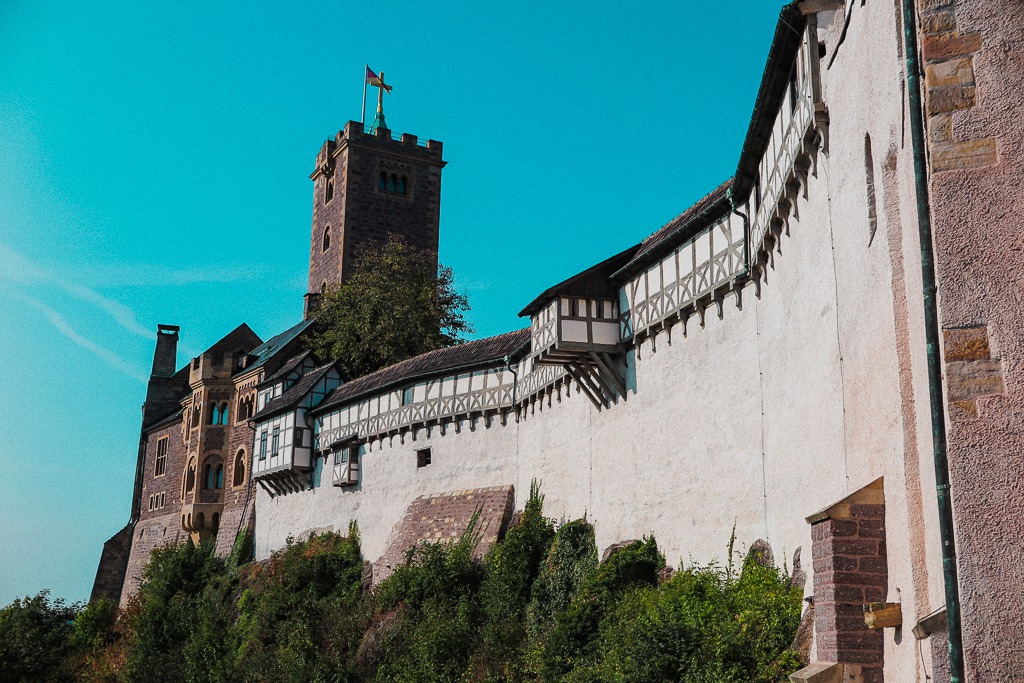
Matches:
[[151, 325, 180, 377], [143, 324, 184, 429]]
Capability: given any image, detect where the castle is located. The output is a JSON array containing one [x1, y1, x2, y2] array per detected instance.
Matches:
[[92, 2, 1024, 681]]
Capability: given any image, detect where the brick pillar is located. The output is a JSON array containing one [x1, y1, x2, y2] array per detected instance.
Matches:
[[810, 482, 887, 683]]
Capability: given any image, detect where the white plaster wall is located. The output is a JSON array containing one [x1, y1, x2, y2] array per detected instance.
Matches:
[[257, 417, 519, 564], [254, 6, 948, 681]]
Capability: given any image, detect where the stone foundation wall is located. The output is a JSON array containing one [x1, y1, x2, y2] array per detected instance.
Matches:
[[372, 485, 515, 584]]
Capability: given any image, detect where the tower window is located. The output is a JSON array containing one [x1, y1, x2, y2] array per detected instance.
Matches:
[[204, 463, 213, 490], [416, 447, 432, 468], [322, 226, 331, 252], [184, 458, 196, 494], [325, 176, 335, 203], [154, 437, 168, 477], [233, 449, 246, 486], [219, 402, 229, 425], [379, 170, 410, 195], [215, 464, 224, 490]]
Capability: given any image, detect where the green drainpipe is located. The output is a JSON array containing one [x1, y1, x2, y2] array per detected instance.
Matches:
[[900, 0, 965, 680]]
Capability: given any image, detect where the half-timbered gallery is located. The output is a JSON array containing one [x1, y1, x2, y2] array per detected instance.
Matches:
[[92, 1, 1024, 680]]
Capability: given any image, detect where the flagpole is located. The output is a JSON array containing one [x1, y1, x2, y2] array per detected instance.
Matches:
[[361, 64, 368, 125]]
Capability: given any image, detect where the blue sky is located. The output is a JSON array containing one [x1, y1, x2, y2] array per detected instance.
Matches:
[[0, 1, 781, 605]]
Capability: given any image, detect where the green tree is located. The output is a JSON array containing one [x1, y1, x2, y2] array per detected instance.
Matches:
[[309, 236, 473, 379], [0, 591, 79, 682]]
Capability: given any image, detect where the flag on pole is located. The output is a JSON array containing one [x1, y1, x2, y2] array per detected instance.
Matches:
[[365, 66, 392, 92]]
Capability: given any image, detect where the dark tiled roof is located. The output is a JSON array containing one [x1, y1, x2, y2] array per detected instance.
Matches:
[[612, 179, 733, 281], [258, 349, 314, 388], [143, 408, 184, 434], [518, 245, 641, 318], [314, 329, 531, 413], [241, 318, 315, 373], [252, 362, 337, 423]]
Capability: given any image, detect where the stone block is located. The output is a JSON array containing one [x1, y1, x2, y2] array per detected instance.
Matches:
[[790, 661, 843, 683], [863, 602, 903, 629], [927, 86, 976, 114], [929, 114, 953, 143], [931, 137, 998, 171], [926, 58, 975, 88], [918, 0, 954, 13], [921, 11, 957, 34], [943, 326, 990, 361], [923, 32, 983, 61], [948, 399, 979, 422], [946, 359, 1005, 401]]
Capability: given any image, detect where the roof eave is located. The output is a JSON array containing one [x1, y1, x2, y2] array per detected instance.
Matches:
[[731, 2, 808, 204], [610, 189, 733, 283], [311, 338, 531, 416]]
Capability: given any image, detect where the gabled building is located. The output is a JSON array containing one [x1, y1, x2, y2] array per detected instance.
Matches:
[[251, 360, 343, 495]]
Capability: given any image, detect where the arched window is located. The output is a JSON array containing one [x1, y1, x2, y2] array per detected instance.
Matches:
[[378, 172, 387, 191], [215, 464, 224, 489], [321, 281, 327, 295], [322, 226, 331, 252], [233, 450, 246, 487], [387, 174, 397, 193], [219, 402, 230, 425], [203, 463, 213, 489], [399, 175, 407, 194], [325, 176, 334, 203], [184, 458, 196, 494]]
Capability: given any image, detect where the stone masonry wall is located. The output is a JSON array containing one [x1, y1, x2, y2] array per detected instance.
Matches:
[[372, 485, 514, 585], [811, 488, 887, 683], [307, 123, 443, 299], [90, 524, 133, 603], [922, 0, 1024, 678]]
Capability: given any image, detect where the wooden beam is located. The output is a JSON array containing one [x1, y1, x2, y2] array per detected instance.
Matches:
[[563, 364, 604, 410], [589, 351, 627, 397], [568, 361, 609, 409]]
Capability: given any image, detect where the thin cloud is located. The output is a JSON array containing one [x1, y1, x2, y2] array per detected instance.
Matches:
[[17, 293, 148, 384], [0, 243, 154, 339]]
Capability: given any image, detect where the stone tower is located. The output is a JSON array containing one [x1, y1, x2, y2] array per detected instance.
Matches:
[[305, 120, 446, 317]]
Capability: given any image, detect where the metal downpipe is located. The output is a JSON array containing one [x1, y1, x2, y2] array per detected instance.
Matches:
[[900, 0, 965, 679]]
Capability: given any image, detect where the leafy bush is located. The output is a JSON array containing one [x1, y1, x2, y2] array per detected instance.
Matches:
[[369, 516, 485, 683], [234, 530, 366, 682], [0, 488, 803, 683], [0, 590, 79, 682], [557, 551, 803, 683], [122, 539, 232, 683], [542, 537, 663, 682]]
